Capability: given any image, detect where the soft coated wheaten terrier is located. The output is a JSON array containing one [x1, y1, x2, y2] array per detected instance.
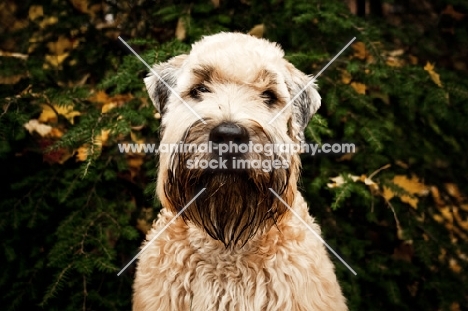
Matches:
[[133, 32, 347, 310]]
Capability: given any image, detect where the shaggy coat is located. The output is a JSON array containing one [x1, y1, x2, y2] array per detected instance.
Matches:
[[133, 32, 348, 311]]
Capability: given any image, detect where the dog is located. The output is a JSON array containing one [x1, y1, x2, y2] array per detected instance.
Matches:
[[133, 32, 348, 311]]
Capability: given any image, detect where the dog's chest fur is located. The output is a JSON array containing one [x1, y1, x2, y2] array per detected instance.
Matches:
[[133, 195, 346, 311]]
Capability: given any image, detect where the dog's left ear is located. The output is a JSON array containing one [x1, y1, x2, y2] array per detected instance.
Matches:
[[144, 54, 187, 114], [284, 63, 321, 142]]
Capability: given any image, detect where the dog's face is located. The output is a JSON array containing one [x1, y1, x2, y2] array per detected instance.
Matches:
[[145, 32, 321, 246]]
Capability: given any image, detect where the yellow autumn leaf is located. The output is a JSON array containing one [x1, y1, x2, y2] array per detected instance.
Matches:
[[340, 70, 352, 84], [90, 90, 109, 104], [386, 56, 404, 67], [89, 91, 132, 112], [351, 82, 366, 94], [76, 145, 89, 161], [38, 104, 81, 124], [382, 175, 429, 209], [39, 16, 58, 28], [102, 102, 117, 113], [94, 129, 111, 147], [47, 36, 78, 55], [128, 156, 145, 179], [453, 208, 468, 231], [45, 53, 69, 67], [28, 5, 43, 21], [424, 62, 442, 87], [49, 128, 64, 138], [449, 258, 461, 273], [351, 41, 366, 60], [75, 129, 109, 162], [445, 183, 464, 202]]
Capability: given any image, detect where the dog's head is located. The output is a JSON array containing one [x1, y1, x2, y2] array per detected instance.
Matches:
[[145, 32, 321, 246]]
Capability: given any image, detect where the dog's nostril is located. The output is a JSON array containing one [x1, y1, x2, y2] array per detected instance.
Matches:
[[209, 123, 249, 145]]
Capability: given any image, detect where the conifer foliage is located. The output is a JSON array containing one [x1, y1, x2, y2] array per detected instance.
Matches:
[[1, 0, 467, 310]]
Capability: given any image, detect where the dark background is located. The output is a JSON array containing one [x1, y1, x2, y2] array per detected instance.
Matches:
[[1, 0, 467, 310]]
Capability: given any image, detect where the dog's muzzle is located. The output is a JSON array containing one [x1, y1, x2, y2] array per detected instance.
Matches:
[[163, 119, 292, 246]]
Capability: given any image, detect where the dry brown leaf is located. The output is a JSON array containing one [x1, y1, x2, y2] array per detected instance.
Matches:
[[248, 24, 265, 38], [175, 17, 186, 41], [39, 139, 73, 164], [408, 55, 418, 65], [442, 5, 465, 21], [327, 174, 359, 188], [450, 302, 461, 311], [0, 50, 28, 59], [449, 258, 461, 273], [0, 74, 26, 84], [23, 119, 52, 137], [70, 0, 89, 13], [392, 241, 414, 262]]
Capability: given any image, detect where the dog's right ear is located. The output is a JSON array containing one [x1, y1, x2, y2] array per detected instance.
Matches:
[[144, 54, 187, 114]]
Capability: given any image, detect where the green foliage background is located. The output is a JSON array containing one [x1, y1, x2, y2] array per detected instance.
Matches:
[[1, 0, 468, 310]]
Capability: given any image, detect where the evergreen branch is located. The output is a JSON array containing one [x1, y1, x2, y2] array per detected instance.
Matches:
[[40, 263, 73, 306], [83, 275, 87, 311]]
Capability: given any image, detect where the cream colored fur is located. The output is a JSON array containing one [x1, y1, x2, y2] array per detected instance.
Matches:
[[134, 32, 347, 311]]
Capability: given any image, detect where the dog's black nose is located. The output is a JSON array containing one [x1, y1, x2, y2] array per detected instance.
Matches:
[[209, 123, 249, 145]]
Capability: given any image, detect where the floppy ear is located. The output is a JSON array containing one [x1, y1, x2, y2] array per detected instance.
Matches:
[[284, 63, 321, 142], [144, 54, 187, 114]]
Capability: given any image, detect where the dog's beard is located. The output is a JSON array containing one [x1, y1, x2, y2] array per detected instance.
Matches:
[[163, 119, 293, 247]]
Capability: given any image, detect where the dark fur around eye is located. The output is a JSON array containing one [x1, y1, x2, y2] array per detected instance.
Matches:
[[260, 90, 277, 106], [189, 84, 211, 99]]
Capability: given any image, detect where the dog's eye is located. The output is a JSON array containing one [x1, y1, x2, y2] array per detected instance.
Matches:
[[189, 84, 211, 99], [260, 90, 277, 106]]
